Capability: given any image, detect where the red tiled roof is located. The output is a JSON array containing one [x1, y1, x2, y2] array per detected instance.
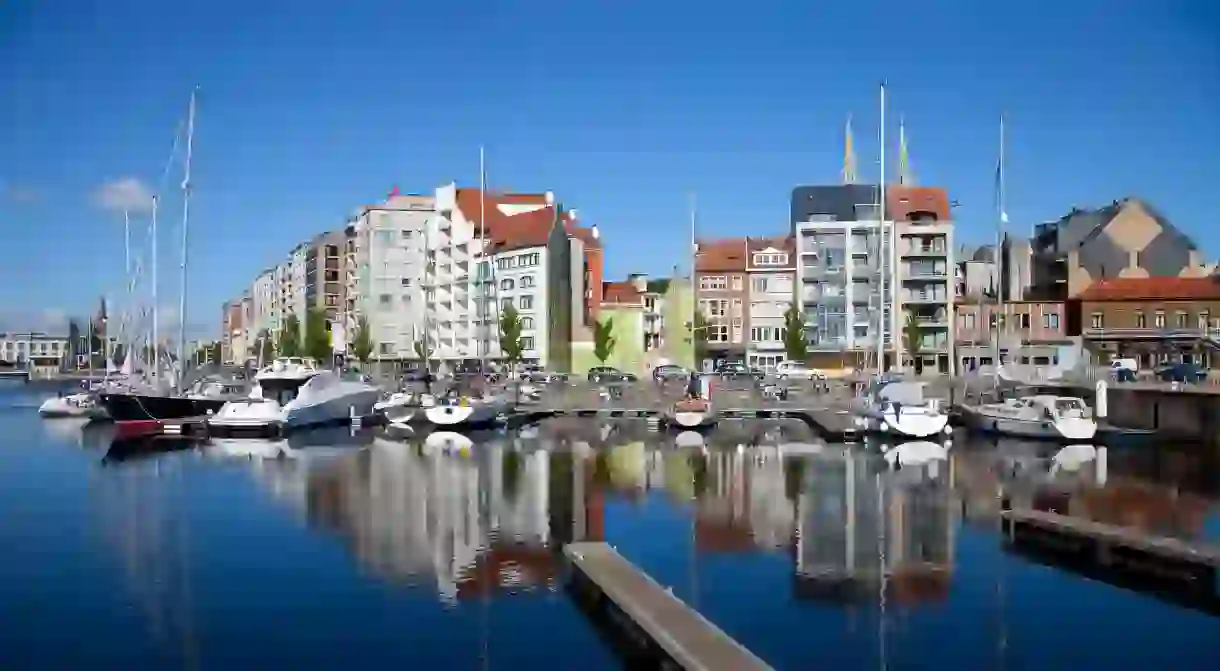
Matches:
[[887, 186, 952, 221], [695, 237, 747, 272], [1077, 277, 1220, 301], [454, 188, 597, 253], [602, 280, 643, 305]]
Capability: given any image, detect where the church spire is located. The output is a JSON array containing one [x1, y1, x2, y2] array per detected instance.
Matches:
[[898, 114, 914, 186], [842, 114, 858, 184]]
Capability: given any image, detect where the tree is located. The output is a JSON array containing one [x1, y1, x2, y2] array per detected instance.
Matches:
[[692, 312, 710, 370], [903, 312, 923, 375], [252, 329, 274, 364], [350, 316, 373, 367], [278, 314, 301, 357], [208, 341, 223, 364], [782, 303, 808, 362], [593, 317, 616, 364], [303, 308, 332, 363], [499, 304, 524, 366], [111, 343, 126, 369], [413, 339, 432, 362]]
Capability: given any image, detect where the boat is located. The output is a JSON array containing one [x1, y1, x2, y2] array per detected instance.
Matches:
[[208, 358, 382, 436], [423, 430, 475, 455], [423, 392, 510, 428], [39, 392, 108, 419], [961, 394, 1096, 441], [882, 440, 949, 468], [373, 390, 436, 425], [853, 378, 951, 439], [99, 375, 248, 422], [665, 396, 718, 429]]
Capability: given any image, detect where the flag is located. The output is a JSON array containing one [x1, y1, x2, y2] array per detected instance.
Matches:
[[842, 114, 858, 184], [386, 185, 400, 202]]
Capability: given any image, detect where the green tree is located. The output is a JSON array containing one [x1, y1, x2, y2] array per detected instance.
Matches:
[[902, 312, 923, 375], [350, 316, 373, 367], [303, 308, 332, 363], [251, 329, 274, 364], [277, 314, 301, 357], [413, 339, 432, 362], [499, 304, 524, 366], [593, 317, 616, 364], [782, 303, 808, 362], [692, 312, 710, 370], [208, 341, 223, 364]]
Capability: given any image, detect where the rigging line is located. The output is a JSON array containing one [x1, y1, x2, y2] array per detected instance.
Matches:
[[154, 116, 187, 200]]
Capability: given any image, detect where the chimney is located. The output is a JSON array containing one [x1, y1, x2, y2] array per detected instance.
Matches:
[[545, 191, 555, 205], [629, 273, 647, 292]]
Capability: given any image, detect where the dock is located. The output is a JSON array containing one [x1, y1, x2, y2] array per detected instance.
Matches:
[[564, 542, 773, 671], [1000, 508, 1220, 568]]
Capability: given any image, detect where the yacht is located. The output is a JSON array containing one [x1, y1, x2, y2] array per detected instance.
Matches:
[[423, 391, 511, 429], [208, 358, 382, 437], [98, 374, 247, 422], [961, 394, 1096, 441], [39, 392, 108, 419], [853, 378, 951, 439], [665, 397, 718, 429], [373, 390, 436, 426]]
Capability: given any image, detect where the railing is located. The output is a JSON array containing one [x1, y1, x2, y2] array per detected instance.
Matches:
[[1084, 327, 1220, 341]]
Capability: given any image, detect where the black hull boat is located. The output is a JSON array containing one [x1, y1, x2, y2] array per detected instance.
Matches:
[[98, 392, 229, 422]]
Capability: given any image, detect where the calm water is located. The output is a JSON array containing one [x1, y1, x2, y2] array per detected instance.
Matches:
[[3, 381, 1220, 670]]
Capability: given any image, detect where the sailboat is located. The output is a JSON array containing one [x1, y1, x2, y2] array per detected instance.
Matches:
[[851, 84, 950, 440], [664, 194, 718, 430]]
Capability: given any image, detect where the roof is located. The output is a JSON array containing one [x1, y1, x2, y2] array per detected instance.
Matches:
[[695, 237, 747, 272], [791, 184, 880, 224], [746, 234, 793, 253], [453, 188, 599, 253], [887, 186, 951, 221], [602, 281, 643, 305], [1077, 276, 1220, 301]]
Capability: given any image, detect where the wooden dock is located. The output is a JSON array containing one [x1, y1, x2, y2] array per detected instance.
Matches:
[[564, 542, 773, 671], [1000, 508, 1220, 568]]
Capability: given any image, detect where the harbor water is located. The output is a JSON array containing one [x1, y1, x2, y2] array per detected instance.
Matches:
[[2, 381, 1220, 669]]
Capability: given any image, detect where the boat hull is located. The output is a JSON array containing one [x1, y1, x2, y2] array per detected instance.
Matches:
[[98, 392, 228, 421], [424, 399, 508, 427], [669, 410, 717, 429], [39, 394, 107, 419], [967, 409, 1097, 441], [283, 388, 382, 431], [857, 409, 951, 439]]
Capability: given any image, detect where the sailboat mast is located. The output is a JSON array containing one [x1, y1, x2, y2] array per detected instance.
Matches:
[[151, 195, 159, 377], [994, 115, 1006, 382], [479, 146, 487, 375], [878, 82, 889, 375], [123, 210, 132, 367], [177, 88, 197, 391], [689, 193, 698, 371]]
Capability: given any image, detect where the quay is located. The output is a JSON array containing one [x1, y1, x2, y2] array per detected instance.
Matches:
[[564, 542, 773, 671], [0, 369, 30, 381]]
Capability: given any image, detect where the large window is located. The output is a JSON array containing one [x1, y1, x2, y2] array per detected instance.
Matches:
[[699, 275, 727, 290]]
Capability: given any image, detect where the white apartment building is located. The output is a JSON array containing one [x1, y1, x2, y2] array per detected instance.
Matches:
[[344, 194, 433, 361], [250, 268, 277, 337], [0, 332, 68, 376], [745, 236, 795, 370]]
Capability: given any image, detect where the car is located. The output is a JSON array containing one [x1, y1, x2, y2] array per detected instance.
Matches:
[[652, 364, 690, 381], [716, 362, 764, 381], [774, 361, 826, 380], [587, 366, 637, 383], [1156, 362, 1207, 384], [520, 365, 566, 383]]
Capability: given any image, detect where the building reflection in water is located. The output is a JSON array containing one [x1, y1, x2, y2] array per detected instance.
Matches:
[[795, 451, 956, 607]]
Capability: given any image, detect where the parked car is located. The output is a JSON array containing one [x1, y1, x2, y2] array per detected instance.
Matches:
[[588, 366, 637, 383], [652, 364, 690, 381], [520, 365, 566, 383], [775, 361, 826, 380], [1157, 362, 1207, 384], [716, 362, 764, 380]]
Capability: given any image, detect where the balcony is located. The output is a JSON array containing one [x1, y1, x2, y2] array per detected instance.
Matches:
[[802, 265, 845, 280], [903, 268, 948, 281], [903, 293, 948, 305], [900, 246, 947, 258]]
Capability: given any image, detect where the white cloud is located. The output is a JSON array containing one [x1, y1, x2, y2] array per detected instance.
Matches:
[[92, 177, 154, 214]]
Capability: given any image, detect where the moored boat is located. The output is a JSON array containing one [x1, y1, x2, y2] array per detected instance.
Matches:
[[961, 394, 1096, 441]]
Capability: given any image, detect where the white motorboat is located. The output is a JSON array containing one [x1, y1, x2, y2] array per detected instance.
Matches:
[[424, 394, 510, 428], [665, 397, 718, 429], [882, 440, 950, 468], [373, 391, 436, 425], [962, 394, 1096, 441], [423, 430, 475, 454], [206, 438, 285, 460], [854, 378, 951, 439], [39, 392, 107, 419], [209, 358, 381, 436]]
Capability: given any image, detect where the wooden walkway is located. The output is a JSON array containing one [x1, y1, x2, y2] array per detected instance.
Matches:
[[1000, 508, 1220, 567], [565, 542, 773, 671]]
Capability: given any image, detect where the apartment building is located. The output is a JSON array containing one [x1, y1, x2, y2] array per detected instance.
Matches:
[[891, 186, 955, 373], [695, 238, 748, 369], [343, 193, 433, 361], [305, 231, 345, 331], [250, 268, 277, 337], [0, 332, 68, 376], [427, 183, 597, 369], [221, 299, 245, 364], [954, 300, 1070, 371], [745, 235, 795, 370], [791, 184, 892, 371]]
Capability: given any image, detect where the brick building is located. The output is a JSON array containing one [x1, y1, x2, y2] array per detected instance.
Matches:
[[1077, 276, 1220, 368], [695, 238, 748, 369]]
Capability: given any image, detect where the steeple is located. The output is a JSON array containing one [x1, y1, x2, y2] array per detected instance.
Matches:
[[842, 114, 858, 184], [898, 114, 914, 186]]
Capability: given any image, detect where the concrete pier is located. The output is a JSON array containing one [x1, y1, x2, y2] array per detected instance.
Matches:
[[564, 542, 773, 671]]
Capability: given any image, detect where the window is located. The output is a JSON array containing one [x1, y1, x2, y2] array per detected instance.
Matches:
[[379, 343, 394, 355], [521, 317, 535, 330], [521, 337, 535, 350], [1154, 311, 1165, 328], [1049, 313, 1059, 329], [519, 295, 534, 310], [521, 275, 535, 288], [731, 298, 742, 316], [1176, 311, 1188, 328], [707, 325, 729, 342], [519, 253, 541, 267], [500, 278, 515, 291], [700, 299, 727, 318], [700, 275, 727, 290], [1091, 312, 1103, 329], [379, 294, 392, 306], [501, 298, 513, 310], [1199, 312, 1210, 330], [731, 275, 743, 291], [400, 278, 411, 287], [752, 253, 789, 266], [1019, 313, 1030, 329], [751, 277, 768, 293], [497, 257, 513, 270], [1136, 312, 1146, 328], [401, 230, 412, 239]]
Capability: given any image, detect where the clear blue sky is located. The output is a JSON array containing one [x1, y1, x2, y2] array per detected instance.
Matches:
[[2, 0, 1218, 338]]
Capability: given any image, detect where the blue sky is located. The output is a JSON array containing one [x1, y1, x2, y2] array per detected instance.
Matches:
[[2, 0, 1218, 338]]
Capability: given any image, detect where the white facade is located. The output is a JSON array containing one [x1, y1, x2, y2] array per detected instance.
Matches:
[[426, 183, 493, 362], [0, 332, 67, 366], [494, 246, 547, 363], [250, 268, 277, 337], [795, 218, 893, 353], [746, 245, 794, 370], [344, 195, 434, 360]]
